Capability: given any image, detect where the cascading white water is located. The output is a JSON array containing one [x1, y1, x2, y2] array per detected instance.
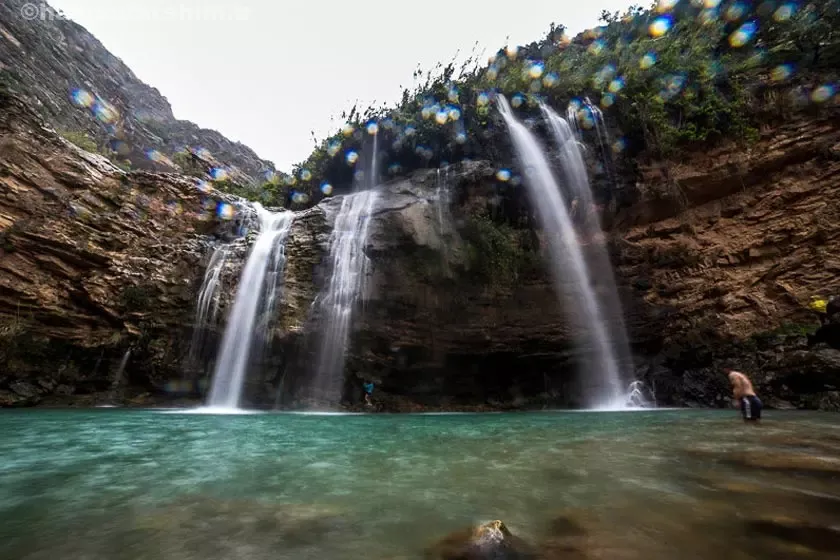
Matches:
[[541, 103, 634, 407], [626, 380, 656, 408], [187, 246, 230, 366], [568, 98, 614, 184], [310, 190, 379, 405], [435, 167, 450, 233], [206, 206, 295, 409], [497, 95, 623, 407]]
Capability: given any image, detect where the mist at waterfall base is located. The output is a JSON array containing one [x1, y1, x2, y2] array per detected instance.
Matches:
[[202, 205, 294, 411], [497, 95, 632, 410]]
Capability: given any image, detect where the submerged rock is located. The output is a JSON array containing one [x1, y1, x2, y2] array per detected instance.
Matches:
[[428, 520, 537, 560], [744, 516, 840, 554]]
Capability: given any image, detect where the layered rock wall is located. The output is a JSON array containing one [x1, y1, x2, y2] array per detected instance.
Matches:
[[0, 92, 237, 406], [615, 110, 840, 408]]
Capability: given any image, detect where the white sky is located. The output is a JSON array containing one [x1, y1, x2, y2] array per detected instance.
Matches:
[[49, 0, 635, 171]]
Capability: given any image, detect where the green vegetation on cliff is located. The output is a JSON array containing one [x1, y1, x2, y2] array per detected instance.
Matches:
[[251, 0, 837, 208]]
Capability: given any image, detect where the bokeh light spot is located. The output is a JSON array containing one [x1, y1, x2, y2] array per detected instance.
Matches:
[[729, 21, 757, 48], [216, 202, 235, 220], [527, 61, 545, 79], [656, 0, 678, 12], [601, 93, 616, 108], [587, 39, 605, 55], [448, 86, 460, 103], [649, 16, 672, 37], [608, 77, 625, 93], [341, 123, 355, 137], [700, 8, 719, 24], [346, 151, 359, 165], [771, 64, 794, 82], [291, 191, 310, 205], [477, 92, 490, 107], [300, 169, 312, 181], [320, 182, 334, 196], [511, 94, 525, 108], [725, 2, 748, 21], [210, 168, 229, 181], [327, 140, 342, 157], [366, 121, 379, 135], [70, 88, 94, 108], [542, 72, 559, 87], [773, 2, 796, 21], [640, 52, 657, 69], [496, 169, 511, 182], [811, 85, 835, 103]]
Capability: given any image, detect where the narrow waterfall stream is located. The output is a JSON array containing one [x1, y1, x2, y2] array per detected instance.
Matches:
[[309, 190, 379, 406], [206, 206, 295, 409]]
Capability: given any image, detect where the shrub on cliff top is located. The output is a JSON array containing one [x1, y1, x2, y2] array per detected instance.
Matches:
[[282, 0, 838, 202]]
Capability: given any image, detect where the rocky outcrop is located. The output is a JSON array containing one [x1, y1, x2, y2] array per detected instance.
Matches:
[[428, 520, 537, 560], [265, 107, 840, 411], [0, 0, 274, 184], [0, 91, 239, 406], [267, 163, 594, 409], [614, 109, 840, 407]]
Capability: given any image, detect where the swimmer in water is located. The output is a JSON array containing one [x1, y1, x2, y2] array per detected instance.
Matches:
[[726, 369, 762, 423]]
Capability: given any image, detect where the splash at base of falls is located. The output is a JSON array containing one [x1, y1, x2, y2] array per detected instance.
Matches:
[[593, 381, 657, 411]]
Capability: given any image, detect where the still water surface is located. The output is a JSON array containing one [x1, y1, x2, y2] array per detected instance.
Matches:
[[1, 410, 839, 559]]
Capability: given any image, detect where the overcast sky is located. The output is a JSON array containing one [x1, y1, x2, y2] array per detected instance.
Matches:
[[49, 0, 635, 170]]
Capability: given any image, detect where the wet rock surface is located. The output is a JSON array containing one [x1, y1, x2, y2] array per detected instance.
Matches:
[[0, 91, 240, 403], [428, 520, 537, 560], [2, 6, 840, 410], [616, 110, 840, 409]]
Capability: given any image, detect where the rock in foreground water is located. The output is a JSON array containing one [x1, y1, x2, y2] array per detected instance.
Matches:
[[428, 520, 536, 560]]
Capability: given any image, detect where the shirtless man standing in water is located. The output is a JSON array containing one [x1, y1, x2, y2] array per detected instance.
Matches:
[[726, 369, 762, 423]]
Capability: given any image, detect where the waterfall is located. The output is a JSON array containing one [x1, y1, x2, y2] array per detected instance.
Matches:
[[435, 167, 450, 233], [568, 98, 614, 185], [206, 205, 295, 409], [540, 103, 634, 395], [497, 95, 624, 408], [309, 190, 379, 406], [187, 245, 230, 367]]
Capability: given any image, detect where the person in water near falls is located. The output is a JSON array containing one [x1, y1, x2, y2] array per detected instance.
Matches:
[[726, 369, 762, 423], [362, 381, 375, 407]]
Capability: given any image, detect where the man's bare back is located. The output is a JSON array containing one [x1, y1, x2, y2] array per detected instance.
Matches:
[[726, 369, 762, 422]]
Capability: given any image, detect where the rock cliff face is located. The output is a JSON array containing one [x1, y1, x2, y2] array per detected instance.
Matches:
[[0, 0, 273, 183], [0, 91, 240, 406], [3, 81, 838, 410], [614, 110, 840, 409], [267, 109, 840, 411]]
